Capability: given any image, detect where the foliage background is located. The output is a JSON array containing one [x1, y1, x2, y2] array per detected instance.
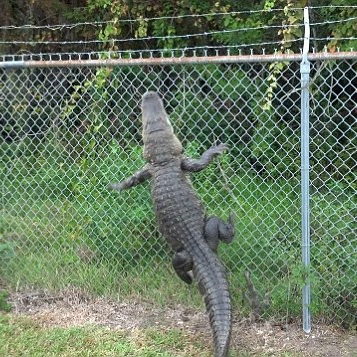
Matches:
[[1, 0, 357, 54]]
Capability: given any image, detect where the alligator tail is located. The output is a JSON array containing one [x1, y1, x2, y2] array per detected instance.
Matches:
[[188, 239, 232, 357]]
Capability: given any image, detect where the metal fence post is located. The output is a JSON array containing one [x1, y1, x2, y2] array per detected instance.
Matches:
[[301, 7, 311, 334]]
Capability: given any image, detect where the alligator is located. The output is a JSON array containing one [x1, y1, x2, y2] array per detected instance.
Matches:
[[109, 91, 234, 357]]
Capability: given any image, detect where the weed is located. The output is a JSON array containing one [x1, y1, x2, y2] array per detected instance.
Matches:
[[0, 292, 11, 312]]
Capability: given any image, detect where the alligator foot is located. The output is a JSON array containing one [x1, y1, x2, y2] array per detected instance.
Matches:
[[204, 212, 235, 253], [172, 248, 193, 284]]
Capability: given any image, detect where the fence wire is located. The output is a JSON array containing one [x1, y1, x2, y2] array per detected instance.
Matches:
[[0, 53, 356, 328]]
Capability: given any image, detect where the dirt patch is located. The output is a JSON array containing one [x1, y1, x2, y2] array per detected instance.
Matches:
[[235, 321, 357, 356], [9, 288, 208, 332], [6, 289, 357, 356]]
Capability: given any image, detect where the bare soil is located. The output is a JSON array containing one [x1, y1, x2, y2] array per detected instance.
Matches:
[[6, 288, 357, 356]]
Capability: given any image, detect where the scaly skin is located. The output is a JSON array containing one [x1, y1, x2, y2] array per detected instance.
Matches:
[[109, 91, 234, 357]]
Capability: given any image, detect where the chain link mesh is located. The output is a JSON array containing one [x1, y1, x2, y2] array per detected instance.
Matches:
[[0, 56, 356, 327]]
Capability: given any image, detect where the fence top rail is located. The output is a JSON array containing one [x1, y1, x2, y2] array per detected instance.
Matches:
[[1, 51, 357, 69]]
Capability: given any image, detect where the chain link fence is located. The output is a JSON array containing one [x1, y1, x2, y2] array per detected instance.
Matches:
[[0, 52, 356, 328]]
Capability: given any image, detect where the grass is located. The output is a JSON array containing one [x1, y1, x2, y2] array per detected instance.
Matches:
[[3, 248, 203, 307], [0, 314, 197, 356], [0, 313, 305, 357], [1, 139, 356, 327], [0, 292, 11, 312]]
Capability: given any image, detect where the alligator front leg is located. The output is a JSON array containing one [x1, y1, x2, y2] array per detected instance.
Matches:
[[108, 164, 151, 192], [181, 143, 228, 172], [204, 213, 235, 253]]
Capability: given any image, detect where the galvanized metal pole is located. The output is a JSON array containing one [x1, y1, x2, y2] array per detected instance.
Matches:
[[1, 52, 357, 69], [301, 7, 311, 334]]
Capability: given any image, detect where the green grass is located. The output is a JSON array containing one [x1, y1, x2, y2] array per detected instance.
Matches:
[[3, 248, 203, 307], [0, 313, 305, 357], [0, 314, 202, 356], [0, 292, 11, 312]]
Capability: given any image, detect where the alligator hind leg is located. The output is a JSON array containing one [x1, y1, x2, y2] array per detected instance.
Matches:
[[204, 212, 235, 253], [172, 248, 193, 284]]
